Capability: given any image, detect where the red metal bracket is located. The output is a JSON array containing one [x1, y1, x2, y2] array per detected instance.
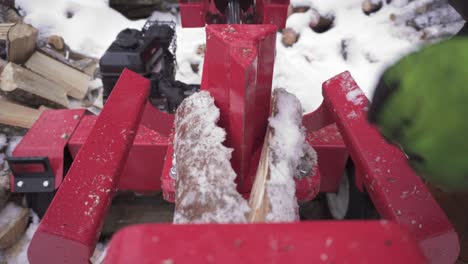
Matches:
[[319, 71, 459, 263], [11, 109, 86, 191], [28, 69, 150, 263], [105, 221, 426, 263]]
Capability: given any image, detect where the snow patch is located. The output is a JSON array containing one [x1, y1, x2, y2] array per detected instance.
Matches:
[[273, 0, 461, 112], [266, 89, 317, 222], [173, 91, 250, 223]]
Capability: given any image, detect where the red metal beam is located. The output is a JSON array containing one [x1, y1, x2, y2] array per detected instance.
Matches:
[[322, 71, 459, 263], [105, 221, 426, 263], [28, 69, 150, 263]]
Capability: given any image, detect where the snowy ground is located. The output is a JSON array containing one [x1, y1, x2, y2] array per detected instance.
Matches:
[[0, 0, 463, 263]]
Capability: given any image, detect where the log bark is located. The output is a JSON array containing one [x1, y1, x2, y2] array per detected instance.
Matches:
[[6, 23, 38, 64], [25, 52, 90, 99], [0, 62, 70, 108]]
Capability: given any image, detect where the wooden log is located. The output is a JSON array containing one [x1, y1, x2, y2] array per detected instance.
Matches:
[[362, 0, 383, 15], [173, 91, 250, 223], [248, 126, 272, 222], [0, 203, 30, 249], [0, 23, 14, 42], [6, 23, 38, 65], [38, 46, 97, 77], [0, 96, 41, 128], [0, 62, 70, 108], [25, 52, 90, 99], [6, 9, 23, 24]]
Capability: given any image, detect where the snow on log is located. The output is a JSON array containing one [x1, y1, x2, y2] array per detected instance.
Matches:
[[249, 88, 317, 222], [173, 91, 250, 223]]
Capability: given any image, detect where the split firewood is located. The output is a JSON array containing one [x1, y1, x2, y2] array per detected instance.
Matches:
[[173, 91, 250, 223], [47, 35, 65, 51], [0, 203, 29, 249], [6, 23, 38, 64], [0, 62, 70, 108], [248, 88, 317, 222], [0, 96, 41, 128], [281, 28, 299, 47], [25, 52, 90, 99], [362, 0, 383, 15], [0, 23, 14, 42], [38, 46, 98, 77]]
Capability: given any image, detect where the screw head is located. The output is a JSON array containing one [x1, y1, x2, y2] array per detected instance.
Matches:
[[61, 133, 69, 139], [43, 181, 49, 187], [73, 115, 80, 120], [17, 181, 24, 187]]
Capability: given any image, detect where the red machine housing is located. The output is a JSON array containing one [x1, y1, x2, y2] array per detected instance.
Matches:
[[7, 4, 459, 264]]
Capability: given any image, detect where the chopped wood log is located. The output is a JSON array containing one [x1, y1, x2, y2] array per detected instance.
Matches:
[[0, 96, 41, 128], [0, 62, 70, 108], [281, 28, 299, 47], [47, 35, 65, 51], [0, 203, 29, 249], [248, 126, 272, 222], [362, 0, 383, 15], [0, 23, 14, 42], [38, 46, 97, 77], [6, 9, 22, 24], [6, 23, 38, 64], [173, 91, 250, 223], [25, 52, 90, 99]]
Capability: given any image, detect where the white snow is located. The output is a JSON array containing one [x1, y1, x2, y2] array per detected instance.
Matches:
[[15, 0, 176, 58], [4, 211, 38, 264], [266, 89, 317, 222], [6, 136, 22, 157], [173, 91, 250, 223], [273, 0, 463, 112]]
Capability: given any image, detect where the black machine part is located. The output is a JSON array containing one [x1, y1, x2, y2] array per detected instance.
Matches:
[[6, 156, 55, 193], [100, 20, 200, 113]]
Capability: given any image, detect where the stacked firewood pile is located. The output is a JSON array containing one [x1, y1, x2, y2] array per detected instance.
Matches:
[[0, 6, 101, 254], [281, 0, 464, 47]]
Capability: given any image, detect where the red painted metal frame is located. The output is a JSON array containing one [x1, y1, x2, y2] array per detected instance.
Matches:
[[315, 71, 459, 263], [11, 109, 86, 191], [28, 69, 150, 263], [179, 0, 288, 28], [105, 221, 426, 263], [201, 24, 277, 193], [67, 103, 173, 192]]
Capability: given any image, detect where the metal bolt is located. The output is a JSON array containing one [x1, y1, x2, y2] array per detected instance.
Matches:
[[43, 181, 49, 187], [61, 133, 69, 139], [17, 181, 24, 188], [73, 115, 80, 120]]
